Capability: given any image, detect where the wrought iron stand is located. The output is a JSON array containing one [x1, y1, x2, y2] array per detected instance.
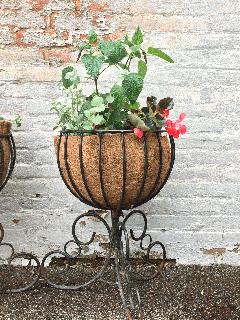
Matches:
[[0, 132, 16, 264], [0, 131, 175, 320]]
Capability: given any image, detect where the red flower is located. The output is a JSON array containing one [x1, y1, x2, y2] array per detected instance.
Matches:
[[134, 128, 144, 139], [160, 109, 169, 118], [166, 112, 187, 139]]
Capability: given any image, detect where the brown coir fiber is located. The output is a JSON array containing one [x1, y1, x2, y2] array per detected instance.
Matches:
[[54, 133, 171, 211], [0, 121, 12, 187]]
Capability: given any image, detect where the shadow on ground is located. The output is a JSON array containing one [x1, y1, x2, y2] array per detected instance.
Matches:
[[0, 265, 239, 320]]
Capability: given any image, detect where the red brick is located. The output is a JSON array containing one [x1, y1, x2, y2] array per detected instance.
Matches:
[[92, 13, 110, 27], [102, 32, 121, 41], [30, 0, 50, 11], [79, 34, 88, 41], [49, 12, 58, 33], [88, 2, 108, 12], [40, 47, 72, 63], [72, 0, 81, 12], [61, 31, 69, 41], [43, 12, 59, 37], [15, 29, 35, 47]]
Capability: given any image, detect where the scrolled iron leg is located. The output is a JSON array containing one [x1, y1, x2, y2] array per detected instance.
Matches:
[[0, 209, 167, 320], [114, 249, 143, 320], [111, 209, 168, 319], [122, 210, 167, 282], [111, 212, 144, 320]]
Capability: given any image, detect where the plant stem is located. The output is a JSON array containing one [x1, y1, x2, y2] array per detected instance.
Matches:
[[141, 49, 147, 63], [98, 65, 110, 77], [127, 56, 133, 70], [94, 78, 99, 95], [124, 55, 130, 69]]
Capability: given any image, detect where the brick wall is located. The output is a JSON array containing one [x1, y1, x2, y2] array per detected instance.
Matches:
[[0, 0, 239, 265]]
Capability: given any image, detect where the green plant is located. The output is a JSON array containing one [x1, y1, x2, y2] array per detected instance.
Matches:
[[52, 27, 186, 138], [0, 115, 22, 127]]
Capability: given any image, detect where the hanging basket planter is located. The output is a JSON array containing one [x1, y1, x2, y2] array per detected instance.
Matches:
[[0, 120, 15, 190], [55, 130, 174, 215]]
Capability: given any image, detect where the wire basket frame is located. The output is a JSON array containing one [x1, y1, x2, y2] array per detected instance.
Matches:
[[0, 133, 16, 192], [56, 129, 175, 214]]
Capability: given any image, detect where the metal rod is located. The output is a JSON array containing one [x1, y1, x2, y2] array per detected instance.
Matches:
[[144, 131, 163, 202], [133, 134, 148, 207], [0, 134, 16, 192], [135, 134, 175, 207], [62, 129, 167, 134], [62, 134, 93, 206], [98, 133, 111, 209], [118, 132, 126, 211], [79, 133, 102, 208]]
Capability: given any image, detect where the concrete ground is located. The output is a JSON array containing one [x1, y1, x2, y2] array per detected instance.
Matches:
[[0, 264, 239, 320]]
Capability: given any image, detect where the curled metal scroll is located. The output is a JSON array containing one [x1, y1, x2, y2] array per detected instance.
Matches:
[[0, 133, 40, 293], [0, 207, 169, 320], [121, 210, 167, 282], [41, 210, 112, 290]]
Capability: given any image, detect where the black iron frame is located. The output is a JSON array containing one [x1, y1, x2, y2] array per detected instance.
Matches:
[[0, 132, 16, 253], [58, 129, 175, 211], [0, 130, 175, 320]]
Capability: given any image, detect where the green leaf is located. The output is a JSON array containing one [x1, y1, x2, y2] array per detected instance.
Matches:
[[147, 47, 174, 63], [0, 116, 4, 120], [82, 121, 93, 130], [90, 105, 106, 113], [81, 100, 92, 112], [106, 109, 128, 129], [84, 109, 92, 118], [138, 60, 147, 78], [15, 115, 22, 127], [132, 26, 143, 45], [128, 113, 150, 131], [79, 42, 91, 51], [110, 85, 128, 108], [122, 73, 143, 102], [91, 114, 105, 125], [91, 96, 104, 107], [81, 54, 104, 78], [106, 94, 114, 103], [157, 119, 167, 127], [62, 66, 75, 88], [64, 67, 80, 86], [157, 97, 174, 110], [130, 45, 141, 58], [129, 101, 140, 110], [99, 40, 127, 64], [88, 29, 97, 44], [123, 35, 132, 47], [77, 42, 91, 61], [118, 63, 129, 71]]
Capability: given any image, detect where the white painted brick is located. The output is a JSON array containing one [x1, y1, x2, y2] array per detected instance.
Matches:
[[0, 10, 45, 29], [0, 0, 239, 266]]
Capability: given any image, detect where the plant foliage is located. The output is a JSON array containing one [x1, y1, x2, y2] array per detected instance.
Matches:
[[0, 115, 22, 127], [52, 27, 176, 132]]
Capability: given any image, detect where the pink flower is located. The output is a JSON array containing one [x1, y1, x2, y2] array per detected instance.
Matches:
[[160, 109, 169, 118], [178, 112, 186, 122], [166, 112, 187, 139], [134, 128, 144, 139]]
